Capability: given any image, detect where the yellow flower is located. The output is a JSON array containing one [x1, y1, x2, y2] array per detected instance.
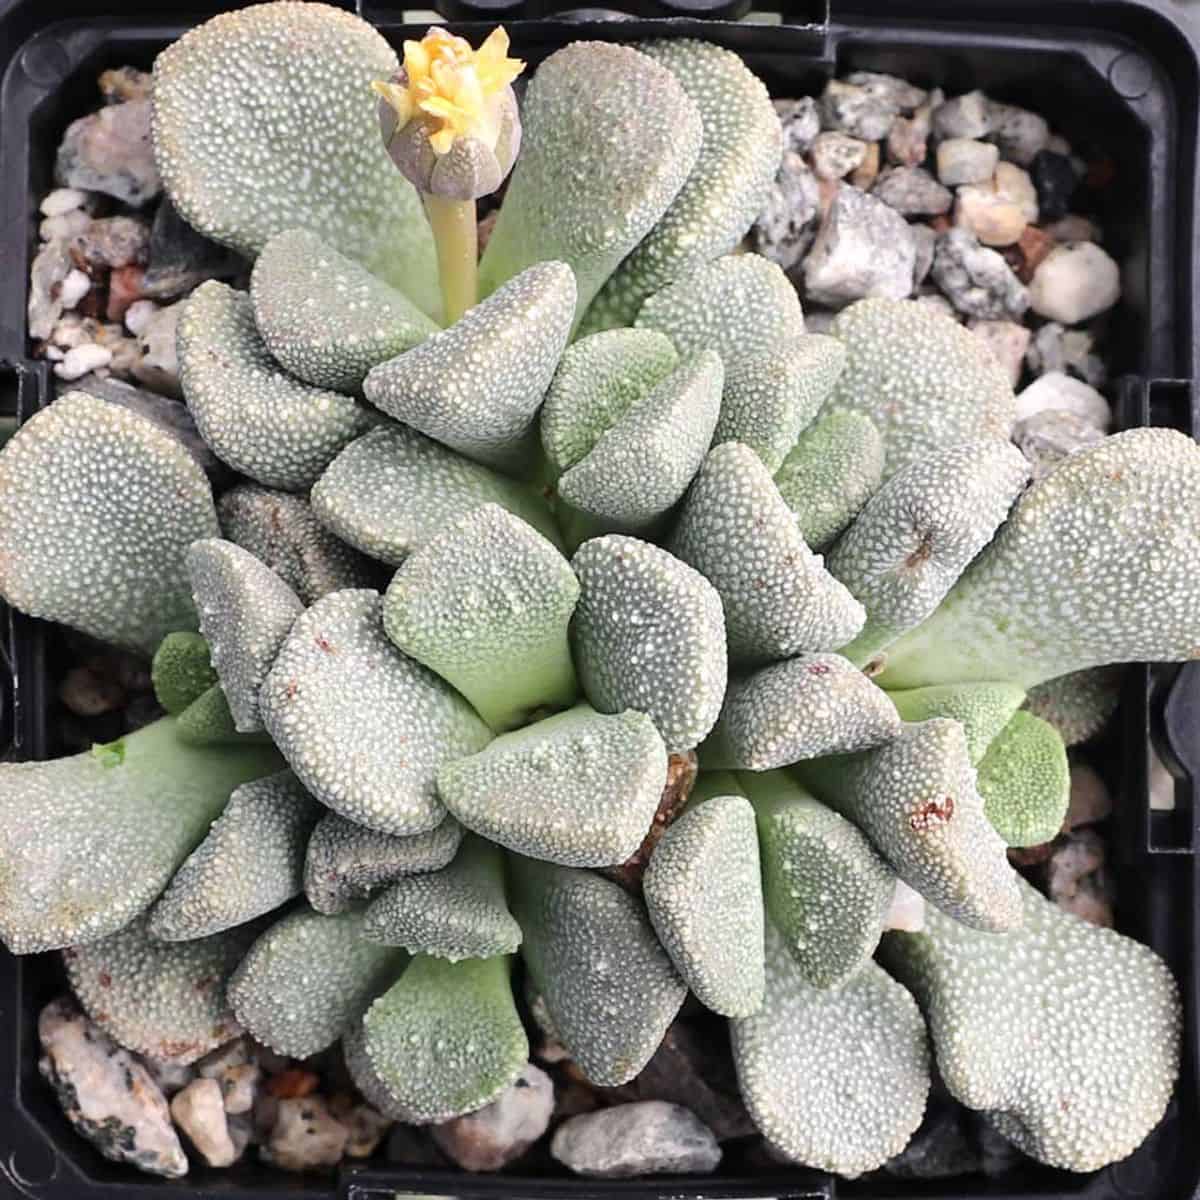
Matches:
[[373, 26, 524, 157]]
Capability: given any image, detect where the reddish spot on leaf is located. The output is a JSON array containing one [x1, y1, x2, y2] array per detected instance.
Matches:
[[806, 662, 832, 676], [193, 975, 215, 993], [910, 794, 955, 831], [315, 635, 334, 653], [98, 971, 112, 989]]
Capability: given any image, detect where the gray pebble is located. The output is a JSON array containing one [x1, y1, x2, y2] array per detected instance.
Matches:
[[1012, 408, 1106, 480], [262, 1096, 349, 1172], [872, 166, 952, 216], [931, 90, 992, 140], [132, 301, 183, 395], [774, 97, 820, 157], [930, 227, 1029, 320], [432, 1063, 555, 1171], [1028, 242, 1121, 325], [1025, 322, 1106, 387], [910, 224, 936, 291], [72, 215, 151, 269], [819, 78, 898, 141], [28, 238, 73, 340], [38, 997, 188, 1178], [845, 71, 928, 113], [752, 151, 821, 273], [810, 131, 868, 180], [986, 100, 1050, 165], [141, 196, 246, 301], [551, 1101, 722, 1178], [886, 103, 932, 168], [55, 97, 160, 207], [803, 185, 916, 306]]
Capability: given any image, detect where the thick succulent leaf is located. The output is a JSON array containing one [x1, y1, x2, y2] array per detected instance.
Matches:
[[383, 504, 579, 732], [714, 336, 847, 473], [147, 769, 321, 940], [438, 704, 667, 867], [362, 954, 528, 1123], [828, 439, 1031, 665], [642, 792, 764, 1017], [305, 812, 464, 915], [510, 858, 686, 1086], [151, 1, 439, 317], [363, 835, 520, 961], [732, 922, 930, 1176], [636, 254, 804, 366], [740, 770, 894, 988], [775, 410, 884, 551], [704, 654, 900, 771], [227, 905, 405, 1058], [0, 717, 280, 954], [188, 538, 303, 732], [478, 42, 702, 324], [888, 681, 1026, 765], [0, 392, 218, 655], [579, 38, 781, 333], [824, 298, 1017, 479], [365, 263, 576, 475], [152, 631, 217, 715], [669, 443, 865, 663], [571, 535, 726, 755], [176, 683, 274, 747], [64, 914, 256, 1065], [540, 329, 679, 477], [218, 483, 377, 605], [977, 711, 1069, 846], [878, 429, 1200, 689], [797, 720, 1022, 931], [251, 228, 437, 393], [557, 351, 724, 534], [1023, 666, 1125, 747], [178, 283, 372, 490], [311, 425, 560, 566], [260, 589, 491, 835], [880, 878, 1181, 1172]]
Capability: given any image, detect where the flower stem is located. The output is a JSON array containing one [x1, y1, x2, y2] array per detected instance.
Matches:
[[423, 193, 478, 326]]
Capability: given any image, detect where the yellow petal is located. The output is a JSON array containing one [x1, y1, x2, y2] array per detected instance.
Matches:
[[429, 126, 457, 155], [371, 79, 413, 125], [402, 39, 431, 80]]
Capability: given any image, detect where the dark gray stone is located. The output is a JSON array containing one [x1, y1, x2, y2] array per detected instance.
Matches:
[[141, 197, 247, 301]]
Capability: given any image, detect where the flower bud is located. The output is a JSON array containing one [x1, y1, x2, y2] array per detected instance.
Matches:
[[374, 27, 524, 202]]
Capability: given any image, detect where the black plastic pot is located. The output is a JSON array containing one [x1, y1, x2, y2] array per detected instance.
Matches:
[[2, 0, 1200, 1197]]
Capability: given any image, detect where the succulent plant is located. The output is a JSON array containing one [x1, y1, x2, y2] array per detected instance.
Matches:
[[3, 7, 1193, 1181], [881, 879, 1181, 1172], [0, 393, 219, 654], [64, 914, 256, 1064], [152, 1, 440, 316], [479, 41, 702, 325], [732, 921, 930, 1176], [304, 811, 464, 915]]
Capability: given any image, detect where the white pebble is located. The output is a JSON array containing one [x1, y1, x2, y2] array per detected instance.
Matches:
[[884, 879, 926, 932], [60, 269, 92, 310], [40, 209, 91, 242], [1029, 241, 1121, 324], [993, 162, 1039, 224], [124, 298, 160, 335], [954, 184, 1026, 246], [1015, 371, 1111, 430], [54, 343, 112, 381], [171, 1078, 237, 1168], [40, 187, 88, 217], [936, 137, 999, 187]]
